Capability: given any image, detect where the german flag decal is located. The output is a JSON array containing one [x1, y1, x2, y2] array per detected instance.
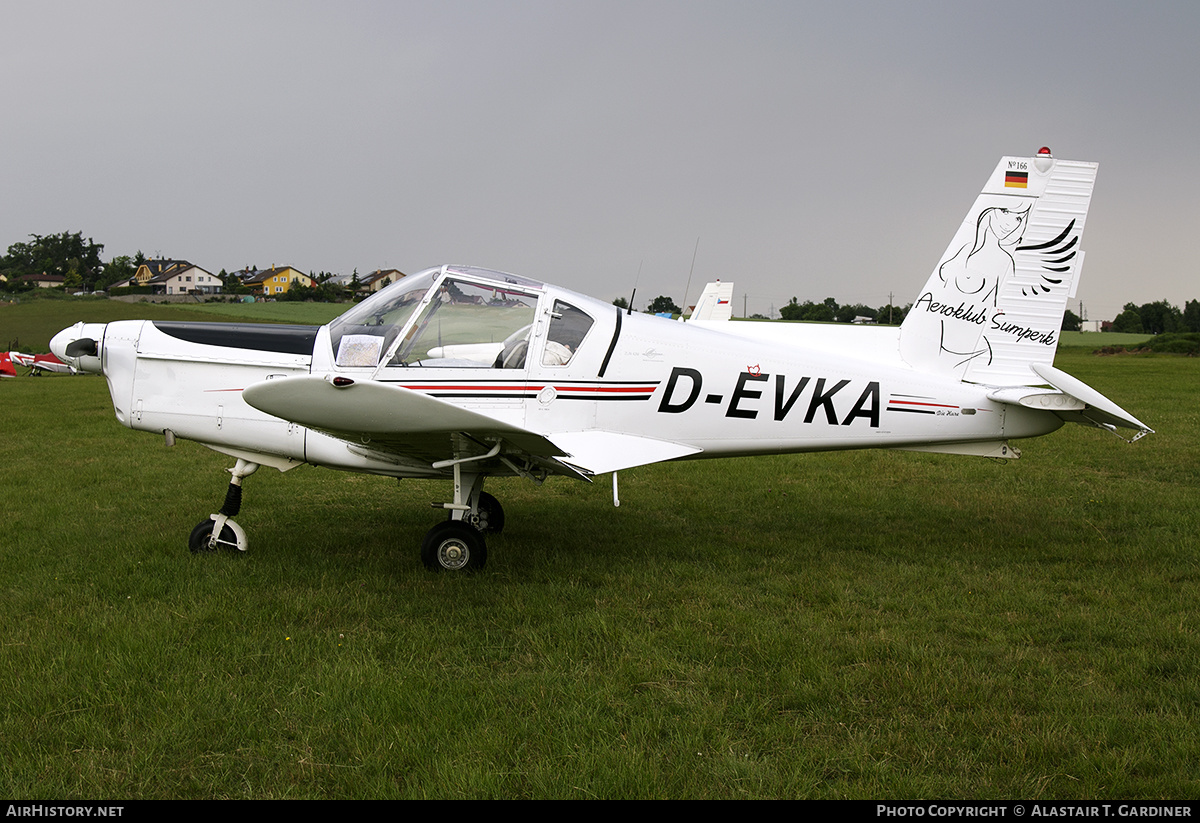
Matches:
[[1005, 170, 1029, 188]]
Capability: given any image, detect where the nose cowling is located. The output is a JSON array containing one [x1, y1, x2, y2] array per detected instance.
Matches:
[[50, 322, 108, 374]]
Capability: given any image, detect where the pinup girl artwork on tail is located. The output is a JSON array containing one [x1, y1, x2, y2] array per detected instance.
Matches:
[[933, 200, 1030, 369]]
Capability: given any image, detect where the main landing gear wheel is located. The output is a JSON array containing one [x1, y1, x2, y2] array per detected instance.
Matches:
[[189, 518, 241, 553], [421, 521, 487, 573]]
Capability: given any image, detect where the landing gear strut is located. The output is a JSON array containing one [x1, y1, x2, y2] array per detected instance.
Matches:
[[189, 458, 258, 553]]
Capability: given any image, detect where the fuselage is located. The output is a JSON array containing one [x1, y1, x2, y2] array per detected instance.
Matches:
[[51, 265, 1062, 480]]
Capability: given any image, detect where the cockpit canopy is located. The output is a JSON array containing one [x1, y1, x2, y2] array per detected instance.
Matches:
[[327, 265, 593, 371]]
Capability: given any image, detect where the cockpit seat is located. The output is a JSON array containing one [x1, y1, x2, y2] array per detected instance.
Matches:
[[494, 338, 528, 369]]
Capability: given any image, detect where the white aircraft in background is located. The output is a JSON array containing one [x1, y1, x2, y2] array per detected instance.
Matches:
[[51, 148, 1151, 573]]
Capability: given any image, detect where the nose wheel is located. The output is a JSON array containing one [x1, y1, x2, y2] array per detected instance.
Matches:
[[189, 516, 247, 553], [189, 458, 257, 554]]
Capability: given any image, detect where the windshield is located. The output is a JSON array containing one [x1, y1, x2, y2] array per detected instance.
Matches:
[[327, 268, 440, 367], [327, 266, 542, 369]]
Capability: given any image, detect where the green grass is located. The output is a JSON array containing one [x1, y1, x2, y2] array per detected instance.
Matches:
[[1058, 331, 1150, 349], [1, 301, 1198, 798], [175, 301, 345, 325]]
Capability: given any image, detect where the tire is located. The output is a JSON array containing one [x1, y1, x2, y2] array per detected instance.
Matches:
[[188, 519, 238, 554], [421, 521, 487, 572]]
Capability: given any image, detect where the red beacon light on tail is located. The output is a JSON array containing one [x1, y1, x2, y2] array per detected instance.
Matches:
[[1035, 146, 1054, 173]]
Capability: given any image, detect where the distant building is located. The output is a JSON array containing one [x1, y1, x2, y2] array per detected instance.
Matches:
[[238, 265, 313, 296], [131, 258, 192, 287], [22, 273, 66, 289], [149, 264, 222, 295], [358, 269, 405, 294], [110, 259, 221, 294]]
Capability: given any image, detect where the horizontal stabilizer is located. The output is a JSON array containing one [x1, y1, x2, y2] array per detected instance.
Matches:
[[1029, 363, 1153, 438], [985, 364, 1153, 440], [986, 387, 1086, 412]]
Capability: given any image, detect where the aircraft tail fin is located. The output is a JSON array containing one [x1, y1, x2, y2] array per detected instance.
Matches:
[[687, 280, 734, 322], [0, 352, 16, 378], [899, 149, 1097, 386]]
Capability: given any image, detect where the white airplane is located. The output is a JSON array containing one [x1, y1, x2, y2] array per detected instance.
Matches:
[[51, 148, 1151, 573]]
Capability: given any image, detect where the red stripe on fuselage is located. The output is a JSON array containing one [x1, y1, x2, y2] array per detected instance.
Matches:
[[397, 383, 656, 394]]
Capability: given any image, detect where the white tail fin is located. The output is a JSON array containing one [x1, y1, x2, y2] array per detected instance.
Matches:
[[899, 149, 1097, 386], [687, 280, 734, 322]]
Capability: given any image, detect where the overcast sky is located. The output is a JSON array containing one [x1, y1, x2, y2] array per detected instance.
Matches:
[[2, 0, 1196, 320]]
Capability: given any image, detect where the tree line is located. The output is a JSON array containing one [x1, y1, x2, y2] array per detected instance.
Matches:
[[0, 231, 136, 293], [777, 296, 909, 325], [4, 232, 1198, 332], [1109, 300, 1200, 334], [614, 294, 913, 325]]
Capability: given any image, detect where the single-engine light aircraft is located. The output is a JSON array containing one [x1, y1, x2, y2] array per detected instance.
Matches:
[[51, 149, 1151, 572]]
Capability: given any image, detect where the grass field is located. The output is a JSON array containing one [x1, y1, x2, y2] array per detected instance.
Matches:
[[1, 297, 1198, 798]]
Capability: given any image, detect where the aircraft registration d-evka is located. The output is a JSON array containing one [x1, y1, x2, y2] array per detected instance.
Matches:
[[51, 148, 1151, 573]]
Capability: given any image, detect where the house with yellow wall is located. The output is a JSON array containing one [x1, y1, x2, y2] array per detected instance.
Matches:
[[242, 265, 313, 296]]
